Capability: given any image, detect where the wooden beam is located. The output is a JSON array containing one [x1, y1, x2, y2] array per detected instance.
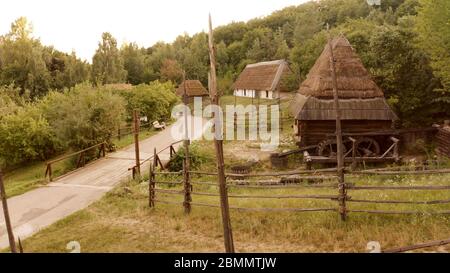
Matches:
[[183, 71, 192, 214], [0, 169, 17, 253], [208, 14, 235, 253], [327, 29, 347, 221], [133, 110, 141, 177]]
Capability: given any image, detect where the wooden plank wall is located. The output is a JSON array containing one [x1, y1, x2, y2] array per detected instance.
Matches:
[[436, 128, 450, 157], [299, 120, 392, 146]]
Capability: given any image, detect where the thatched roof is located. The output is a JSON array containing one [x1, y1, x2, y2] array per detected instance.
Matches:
[[232, 60, 291, 91], [291, 94, 398, 121], [176, 80, 209, 97], [291, 36, 398, 121], [298, 36, 384, 98]]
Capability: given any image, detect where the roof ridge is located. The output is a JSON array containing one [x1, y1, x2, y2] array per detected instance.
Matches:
[[246, 59, 286, 68]]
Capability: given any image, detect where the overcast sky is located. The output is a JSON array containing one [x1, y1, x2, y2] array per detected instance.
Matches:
[[0, 0, 309, 62]]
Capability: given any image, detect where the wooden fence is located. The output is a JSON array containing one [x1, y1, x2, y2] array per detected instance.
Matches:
[[148, 162, 450, 252], [128, 140, 183, 179], [114, 122, 153, 140], [148, 164, 450, 218], [45, 142, 107, 182]]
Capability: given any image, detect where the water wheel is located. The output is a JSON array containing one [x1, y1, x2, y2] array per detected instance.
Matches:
[[355, 137, 380, 157], [317, 139, 347, 158]]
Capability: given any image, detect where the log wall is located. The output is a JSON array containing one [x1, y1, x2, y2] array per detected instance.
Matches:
[[436, 127, 450, 157], [297, 120, 393, 146]]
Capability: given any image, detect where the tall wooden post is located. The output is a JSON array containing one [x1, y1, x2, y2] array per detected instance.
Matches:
[[0, 169, 17, 253], [328, 32, 347, 221], [133, 110, 141, 178], [182, 73, 192, 214], [208, 14, 235, 253], [149, 163, 155, 208]]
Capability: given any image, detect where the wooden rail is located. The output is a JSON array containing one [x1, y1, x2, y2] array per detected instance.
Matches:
[[128, 140, 183, 179], [45, 142, 107, 182], [149, 162, 450, 254], [151, 165, 450, 218], [383, 238, 450, 253]]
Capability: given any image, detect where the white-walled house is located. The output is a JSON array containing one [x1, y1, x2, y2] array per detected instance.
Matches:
[[232, 60, 293, 100]]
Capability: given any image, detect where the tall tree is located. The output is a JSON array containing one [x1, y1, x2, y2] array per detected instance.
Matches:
[[121, 42, 146, 85], [91, 32, 127, 85], [160, 59, 183, 84], [0, 17, 50, 98], [416, 0, 450, 92]]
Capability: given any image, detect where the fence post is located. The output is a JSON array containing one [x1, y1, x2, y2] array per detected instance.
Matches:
[[133, 110, 141, 178], [183, 142, 192, 214], [208, 15, 235, 253], [102, 142, 106, 157], [0, 169, 17, 253], [153, 148, 158, 170], [118, 128, 121, 140], [45, 163, 53, 182], [328, 29, 347, 221], [149, 163, 155, 208]]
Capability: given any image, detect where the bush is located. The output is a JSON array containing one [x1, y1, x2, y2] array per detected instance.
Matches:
[[38, 83, 126, 150], [167, 143, 209, 172], [0, 105, 58, 167], [0, 84, 29, 117], [112, 81, 180, 122]]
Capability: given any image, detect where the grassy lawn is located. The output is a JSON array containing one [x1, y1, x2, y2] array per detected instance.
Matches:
[[16, 139, 450, 253]]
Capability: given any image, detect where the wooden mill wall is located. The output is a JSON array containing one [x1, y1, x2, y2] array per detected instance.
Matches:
[[436, 128, 450, 157], [296, 120, 393, 146]]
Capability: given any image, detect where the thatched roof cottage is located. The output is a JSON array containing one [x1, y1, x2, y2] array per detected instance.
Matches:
[[176, 80, 209, 102], [232, 60, 293, 100], [290, 36, 398, 149]]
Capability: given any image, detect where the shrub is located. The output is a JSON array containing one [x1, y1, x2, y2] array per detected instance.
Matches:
[[38, 83, 126, 150], [112, 81, 180, 122], [0, 105, 58, 167], [167, 143, 209, 172], [0, 84, 29, 117]]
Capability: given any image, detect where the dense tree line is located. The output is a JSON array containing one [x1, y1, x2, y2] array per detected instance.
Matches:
[[1, 0, 450, 128], [116, 0, 450, 126], [0, 82, 179, 167], [0, 17, 90, 98]]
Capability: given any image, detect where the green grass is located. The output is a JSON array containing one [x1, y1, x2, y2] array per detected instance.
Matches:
[[15, 139, 450, 253], [2, 156, 78, 197]]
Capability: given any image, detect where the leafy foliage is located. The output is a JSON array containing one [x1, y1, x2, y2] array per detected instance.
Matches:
[[91, 32, 127, 85], [0, 104, 58, 167], [38, 84, 126, 150], [112, 81, 180, 123], [0, 17, 89, 98], [167, 143, 209, 172], [416, 0, 450, 92]]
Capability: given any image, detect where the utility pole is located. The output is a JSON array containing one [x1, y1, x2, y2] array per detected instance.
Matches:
[[327, 28, 347, 221], [0, 169, 17, 253], [208, 14, 235, 253], [133, 110, 141, 178]]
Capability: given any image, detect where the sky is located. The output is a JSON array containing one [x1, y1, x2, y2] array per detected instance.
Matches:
[[0, 0, 309, 62]]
